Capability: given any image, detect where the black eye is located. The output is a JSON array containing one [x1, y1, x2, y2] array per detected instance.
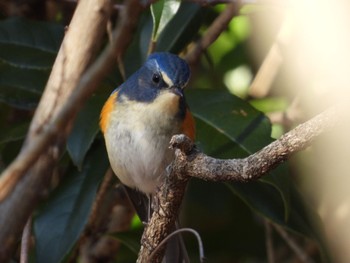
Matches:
[[152, 73, 161, 84]]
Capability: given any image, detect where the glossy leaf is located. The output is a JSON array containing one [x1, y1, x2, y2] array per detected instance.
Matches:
[[0, 84, 41, 110], [0, 61, 49, 109], [0, 17, 63, 70], [0, 122, 29, 144], [123, 3, 203, 76], [186, 89, 297, 232], [0, 61, 49, 94], [67, 93, 108, 170], [187, 89, 271, 155], [110, 231, 142, 255], [227, 181, 324, 242], [34, 144, 109, 263], [151, 0, 181, 41], [123, 14, 152, 77], [109, 228, 144, 262], [156, 2, 203, 53]]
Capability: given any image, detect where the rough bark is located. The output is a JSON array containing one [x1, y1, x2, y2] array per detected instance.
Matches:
[[138, 104, 342, 262]]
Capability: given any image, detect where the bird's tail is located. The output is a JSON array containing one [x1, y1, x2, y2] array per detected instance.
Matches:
[[123, 186, 189, 263]]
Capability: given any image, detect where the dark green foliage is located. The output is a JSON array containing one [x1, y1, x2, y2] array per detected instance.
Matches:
[[34, 144, 109, 263], [0, 17, 63, 109]]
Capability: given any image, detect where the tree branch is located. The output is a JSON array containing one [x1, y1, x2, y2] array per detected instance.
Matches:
[[0, 0, 143, 261], [249, 15, 293, 98], [176, 104, 339, 182], [138, 104, 342, 262], [20, 216, 32, 263], [185, 2, 239, 66]]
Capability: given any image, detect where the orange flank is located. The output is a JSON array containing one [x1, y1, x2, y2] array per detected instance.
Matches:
[[181, 109, 196, 141], [100, 91, 118, 134]]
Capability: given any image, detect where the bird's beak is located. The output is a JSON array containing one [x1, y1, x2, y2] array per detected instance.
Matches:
[[169, 85, 184, 97]]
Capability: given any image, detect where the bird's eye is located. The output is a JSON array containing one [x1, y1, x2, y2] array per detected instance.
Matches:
[[152, 73, 161, 84]]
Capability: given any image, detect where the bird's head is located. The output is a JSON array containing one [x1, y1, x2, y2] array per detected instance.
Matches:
[[100, 52, 192, 134], [119, 52, 191, 102]]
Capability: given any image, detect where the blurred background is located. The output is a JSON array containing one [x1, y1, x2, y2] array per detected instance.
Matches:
[[1, 0, 350, 262]]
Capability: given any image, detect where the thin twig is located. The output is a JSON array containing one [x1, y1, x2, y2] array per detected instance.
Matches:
[[138, 103, 343, 262], [267, 96, 302, 131], [265, 220, 275, 263], [185, 2, 239, 66], [20, 216, 32, 263], [274, 225, 315, 263], [249, 14, 293, 98], [149, 228, 205, 263]]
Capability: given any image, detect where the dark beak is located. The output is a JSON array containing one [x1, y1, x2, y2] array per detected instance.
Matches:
[[169, 85, 184, 97]]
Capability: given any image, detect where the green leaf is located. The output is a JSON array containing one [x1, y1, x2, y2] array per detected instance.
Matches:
[[123, 14, 152, 77], [0, 17, 63, 70], [187, 89, 322, 239], [110, 231, 142, 255], [250, 97, 289, 113], [156, 2, 203, 53], [151, 0, 181, 41], [34, 143, 109, 263], [67, 93, 108, 170], [123, 3, 203, 76], [0, 18, 62, 108], [109, 228, 144, 263], [227, 181, 286, 226], [261, 165, 291, 220], [0, 61, 49, 109], [227, 181, 324, 241], [0, 121, 29, 144], [0, 84, 41, 110], [186, 89, 294, 230], [0, 61, 49, 94], [187, 89, 271, 155], [226, 181, 292, 231]]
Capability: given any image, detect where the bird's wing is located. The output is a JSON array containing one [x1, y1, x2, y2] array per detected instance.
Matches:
[[100, 90, 119, 134], [181, 108, 196, 141]]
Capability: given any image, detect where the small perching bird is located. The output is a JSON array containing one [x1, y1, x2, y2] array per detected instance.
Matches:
[[100, 52, 195, 195], [100, 52, 195, 262]]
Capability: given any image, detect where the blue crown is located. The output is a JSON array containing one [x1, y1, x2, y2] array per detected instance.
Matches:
[[146, 52, 190, 87], [117, 52, 190, 103]]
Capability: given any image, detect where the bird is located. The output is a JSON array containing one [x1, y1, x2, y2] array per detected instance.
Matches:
[[100, 52, 195, 196], [100, 52, 195, 262]]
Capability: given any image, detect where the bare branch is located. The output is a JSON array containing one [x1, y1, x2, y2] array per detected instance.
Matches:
[[0, 0, 143, 261], [179, 105, 340, 182], [138, 176, 188, 262], [138, 104, 342, 261], [249, 15, 293, 98], [185, 2, 239, 66], [20, 216, 32, 263]]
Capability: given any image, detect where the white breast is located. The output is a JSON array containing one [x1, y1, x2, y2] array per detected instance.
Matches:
[[104, 92, 181, 194]]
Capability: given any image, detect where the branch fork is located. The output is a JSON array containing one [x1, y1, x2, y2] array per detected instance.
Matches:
[[137, 105, 342, 262]]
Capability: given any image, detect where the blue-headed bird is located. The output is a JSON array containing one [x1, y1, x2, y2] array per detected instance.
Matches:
[[100, 52, 195, 262]]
